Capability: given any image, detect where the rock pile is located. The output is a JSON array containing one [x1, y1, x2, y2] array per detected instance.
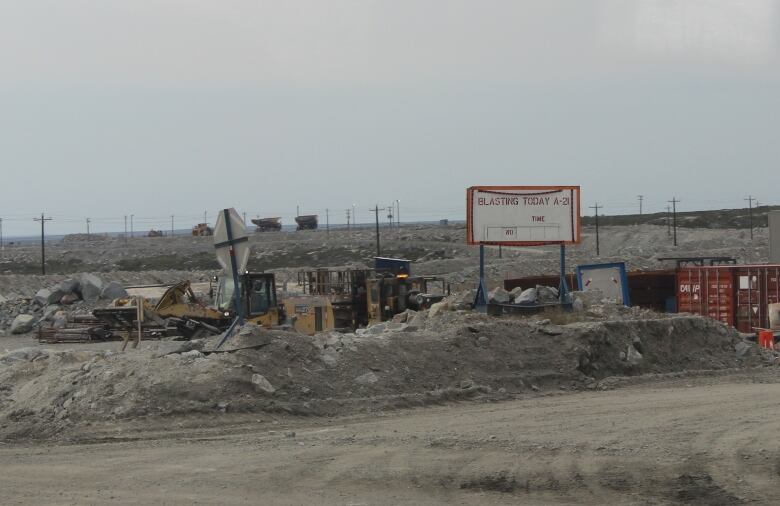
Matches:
[[0, 275, 129, 335]]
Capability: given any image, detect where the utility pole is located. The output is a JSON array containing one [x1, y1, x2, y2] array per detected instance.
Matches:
[[396, 199, 401, 228], [170, 215, 174, 238], [130, 214, 134, 238], [745, 195, 755, 240], [371, 205, 386, 257], [668, 197, 679, 246], [204, 210, 207, 225], [638, 195, 644, 215], [352, 204, 356, 229], [387, 204, 393, 228], [242, 212, 247, 226], [124, 215, 128, 245], [346, 209, 351, 231], [296, 205, 300, 218], [665, 205, 671, 237], [326, 209, 330, 237], [590, 202, 602, 256], [86, 218, 91, 241], [33, 213, 52, 275]]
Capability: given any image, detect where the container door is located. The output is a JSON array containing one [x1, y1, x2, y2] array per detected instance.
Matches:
[[736, 268, 761, 332]]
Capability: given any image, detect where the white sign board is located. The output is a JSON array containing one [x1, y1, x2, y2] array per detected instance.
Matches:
[[770, 210, 780, 264], [467, 186, 581, 246], [577, 263, 629, 305], [213, 208, 250, 273]]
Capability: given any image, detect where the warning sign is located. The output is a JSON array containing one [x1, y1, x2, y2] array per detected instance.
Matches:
[[467, 186, 581, 246]]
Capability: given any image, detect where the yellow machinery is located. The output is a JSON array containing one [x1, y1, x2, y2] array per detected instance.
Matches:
[[192, 223, 213, 236], [214, 272, 334, 334], [297, 264, 447, 329]]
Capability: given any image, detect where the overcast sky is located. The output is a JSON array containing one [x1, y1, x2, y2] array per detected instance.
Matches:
[[1, 0, 779, 235]]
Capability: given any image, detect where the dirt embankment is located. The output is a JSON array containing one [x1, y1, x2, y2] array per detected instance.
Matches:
[[0, 313, 768, 441]]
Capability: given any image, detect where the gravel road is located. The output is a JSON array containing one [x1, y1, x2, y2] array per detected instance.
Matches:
[[2, 369, 779, 505]]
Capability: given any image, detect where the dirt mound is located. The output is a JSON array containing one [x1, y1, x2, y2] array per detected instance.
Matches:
[[0, 314, 771, 441]]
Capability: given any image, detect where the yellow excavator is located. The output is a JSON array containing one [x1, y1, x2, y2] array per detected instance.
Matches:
[[90, 272, 333, 341]]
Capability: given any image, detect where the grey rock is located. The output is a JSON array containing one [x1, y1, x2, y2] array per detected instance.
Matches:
[[10, 314, 36, 334], [536, 285, 559, 303], [46, 289, 66, 305], [626, 345, 643, 365], [488, 287, 511, 304], [100, 281, 128, 301], [42, 304, 61, 321], [392, 310, 415, 323], [0, 347, 48, 365], [735, 340, 750, 358], [251, 374, 276, 394], [180, 349, 203, 359], [459, 379, 474, 389], [539, 325, 565, 336], [453, 289, 476, 309], [366, 323, 388, 335], [60, 278, 80, 294], [407, 312, 427, 330], [34, 288, 53, 307], [60, 293, 80, 305], [515, 288, 538, 304], [154, 341, 199, 357], [355, 371, 379, 385], [78, 273, 104, 302], [428, 300, 451, 318]]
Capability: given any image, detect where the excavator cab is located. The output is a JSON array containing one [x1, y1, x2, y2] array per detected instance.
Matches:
[[215, 273, 281, 327]]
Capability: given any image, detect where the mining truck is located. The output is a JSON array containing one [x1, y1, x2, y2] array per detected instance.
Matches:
[[294, 215, 318, 231], [251, 217, 282, 232]]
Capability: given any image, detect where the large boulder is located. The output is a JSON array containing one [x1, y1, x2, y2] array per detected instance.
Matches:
[[59, 278, 81, 295], [42, 304, 61, 321], [60, 293, 80, 305], [488, 287, 511, 304], [78, 274, 104, 302], [536, 285, 559, 303], [100, 281, 128, 301], [46, 289, 66, 305], [251, 374, 276, 395], [34, 288, 53, 306], [452, 289, 476, 309], [514, 288, 537, 304], [10, 314, 36, 334]]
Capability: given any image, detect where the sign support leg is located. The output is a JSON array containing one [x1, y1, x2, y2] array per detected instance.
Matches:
[[559, 244, 570, 303], [474, 244, 488, 310]]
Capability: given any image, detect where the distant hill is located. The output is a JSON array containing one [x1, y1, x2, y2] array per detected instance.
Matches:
[[581, 205, 779, 229]]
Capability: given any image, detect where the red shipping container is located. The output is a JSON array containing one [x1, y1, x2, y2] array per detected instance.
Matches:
[[677, 265, 780, 332], [677, 267, 735, 328]]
